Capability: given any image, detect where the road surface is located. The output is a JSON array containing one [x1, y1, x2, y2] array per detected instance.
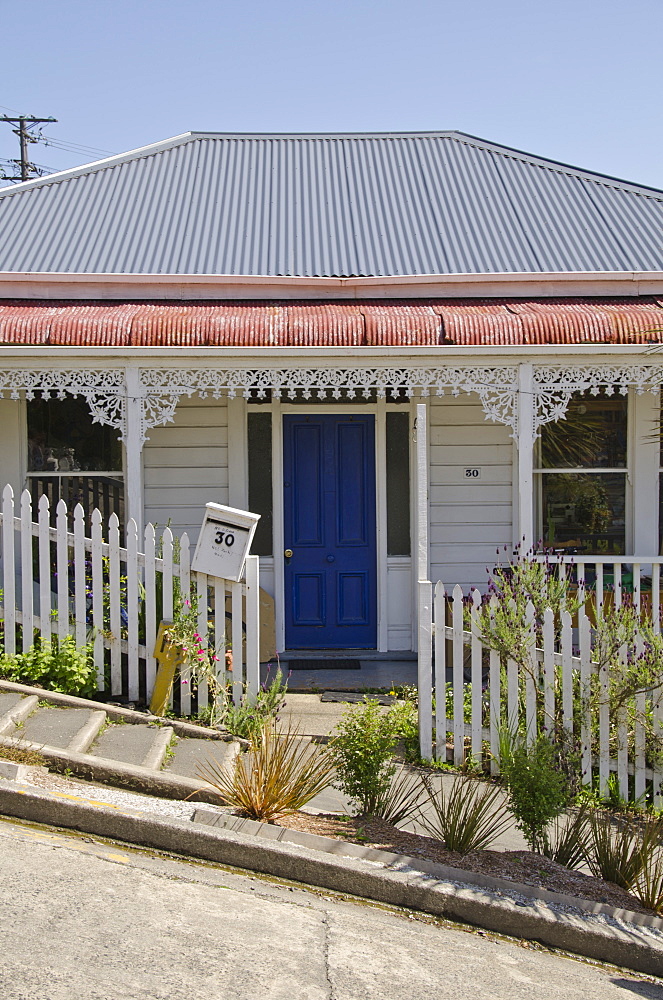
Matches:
[[0, 814, 661, 999]]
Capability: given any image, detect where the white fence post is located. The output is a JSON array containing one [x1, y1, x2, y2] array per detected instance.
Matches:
[[244, 555, 260, 701], [20, 489, 33, 652], [433, 581, 446, 761], [417, 579, 433, 760]]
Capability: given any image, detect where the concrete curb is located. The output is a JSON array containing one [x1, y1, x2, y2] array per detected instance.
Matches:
[[0, 734, 225, 804], [0, 680, 239, 742], [193, 807, 663, 931], [0, 780, 662, 977]]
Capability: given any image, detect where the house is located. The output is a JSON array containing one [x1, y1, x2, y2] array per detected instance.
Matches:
[[1, 130, 663, 657]]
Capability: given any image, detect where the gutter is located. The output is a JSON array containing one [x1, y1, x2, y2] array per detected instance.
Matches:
[[0, 270, 662, 301]]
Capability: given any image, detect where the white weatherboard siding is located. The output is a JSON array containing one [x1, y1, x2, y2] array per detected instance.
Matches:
[[143, 396, 229, 542], [0, 398, 24, 496], [429, 395, 513, 590]]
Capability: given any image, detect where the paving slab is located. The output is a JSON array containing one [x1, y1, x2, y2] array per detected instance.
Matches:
[[279, 692, 389, 737], [20, 707, 94, 749], [90, 722, 163, 766], [165, 737, 237, 781], [0, 692, 24, 718]]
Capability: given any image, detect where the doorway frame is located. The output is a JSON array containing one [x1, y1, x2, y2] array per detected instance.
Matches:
[[263, 398, 413, 653]]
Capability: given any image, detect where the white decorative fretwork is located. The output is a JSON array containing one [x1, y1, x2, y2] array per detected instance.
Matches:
[[139, 366, 520, 434], [3, 361, 663, 448], [0, 369, 128, 437], [532, 364, 663, 435]]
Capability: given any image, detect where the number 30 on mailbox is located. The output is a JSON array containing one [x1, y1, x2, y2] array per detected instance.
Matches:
[[191, 502, 261, 582]]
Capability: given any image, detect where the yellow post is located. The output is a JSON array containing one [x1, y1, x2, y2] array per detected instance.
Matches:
[[150, 621, 184, 717]]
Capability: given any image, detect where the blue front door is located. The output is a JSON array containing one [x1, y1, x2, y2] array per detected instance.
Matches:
[[283, 414, 377, 649]]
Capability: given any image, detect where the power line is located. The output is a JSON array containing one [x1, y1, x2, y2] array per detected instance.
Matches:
[[0, 114, 57, 181], [38, 135, 115, 157]]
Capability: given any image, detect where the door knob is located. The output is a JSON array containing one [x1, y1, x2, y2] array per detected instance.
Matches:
[[326, 555, 335, 563], [284, 548, 293, 558]]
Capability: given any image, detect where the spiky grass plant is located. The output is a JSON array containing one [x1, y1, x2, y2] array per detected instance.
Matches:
[[369, 766, 425, 826], [418, 774, 513, 855], [628, 821, 663, 913], [585, 810, 650, 889], [197, 725, 335, 823], [542, 805, 591, 870]]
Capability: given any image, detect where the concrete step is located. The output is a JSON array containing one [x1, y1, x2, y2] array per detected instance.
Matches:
[[0, 693, 38, 736], [20, 707, 100, 751], [0, 692, 24, 718], [164, 737, 239, 782], [0, 684, 244, 804], [90, 722, 172, 769]]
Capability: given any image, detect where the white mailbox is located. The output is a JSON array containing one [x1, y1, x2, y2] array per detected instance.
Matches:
[[191, 503, 261, 582]]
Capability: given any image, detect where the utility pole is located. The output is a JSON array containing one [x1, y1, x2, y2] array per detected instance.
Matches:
[[0, 115, 57, 181]]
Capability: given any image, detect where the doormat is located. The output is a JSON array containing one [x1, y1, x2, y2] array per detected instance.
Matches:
[[281, 659, 362, 671]]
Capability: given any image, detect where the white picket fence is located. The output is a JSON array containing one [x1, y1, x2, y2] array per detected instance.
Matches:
[[419, 580, 663, 804], [0, 485, 260, 710]]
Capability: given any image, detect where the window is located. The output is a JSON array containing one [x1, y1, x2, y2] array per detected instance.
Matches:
[[386, 411, 411, 555], [535, 392, 627, 554], [247, 412, 273, 556], [26, 397, 124, 527]]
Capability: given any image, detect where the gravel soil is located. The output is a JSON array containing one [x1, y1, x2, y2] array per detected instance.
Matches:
[[274, 811, 652, 914]]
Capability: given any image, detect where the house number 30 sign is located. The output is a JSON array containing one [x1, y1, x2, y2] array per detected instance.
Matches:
[[191, 502, 261, 582]]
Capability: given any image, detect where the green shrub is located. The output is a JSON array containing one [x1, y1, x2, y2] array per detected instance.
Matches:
[[0, 636, 96, 697], [386, 699, 419, 762], [330, 700, 398, 816], [499, 731, 569, 853]]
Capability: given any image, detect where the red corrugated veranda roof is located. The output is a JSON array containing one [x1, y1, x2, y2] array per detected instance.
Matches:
[[1, 299, 663, 347]]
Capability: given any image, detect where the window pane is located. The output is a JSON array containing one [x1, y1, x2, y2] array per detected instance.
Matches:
[[538, 392, 627, 469], [386, 412, 411, 556], [539, 473, 626, 554], [248, 412, 273, 556], [27, 397, 122, 472]]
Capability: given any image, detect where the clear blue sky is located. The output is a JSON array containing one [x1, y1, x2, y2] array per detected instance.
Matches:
[[1, 0, 662, 189]]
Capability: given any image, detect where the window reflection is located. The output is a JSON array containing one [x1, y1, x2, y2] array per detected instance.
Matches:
[[538, 394, 627, 469], [27, 398, 122, 473]]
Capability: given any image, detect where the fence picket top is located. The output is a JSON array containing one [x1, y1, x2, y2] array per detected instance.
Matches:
[[38, 492, 50, 515], [91, 507, 102, 527], [452, 584, 463, 603], [109, 512, 120, 531], [2, 482, 13, 504], [56, 498, 67, 518], [471, 588, 481, 609], [434, 580, 446, 600]]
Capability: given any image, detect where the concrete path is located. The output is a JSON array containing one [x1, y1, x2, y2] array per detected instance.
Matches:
[[1, 813, 660, 1000]]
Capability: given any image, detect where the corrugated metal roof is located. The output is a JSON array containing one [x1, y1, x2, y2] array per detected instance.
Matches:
[[1, 298, 662, 347], [0, 132, 662, 277]]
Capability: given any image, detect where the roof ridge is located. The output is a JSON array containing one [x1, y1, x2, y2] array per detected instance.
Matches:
[[444, 132, 663, 200], [0, 129, 661, 203]]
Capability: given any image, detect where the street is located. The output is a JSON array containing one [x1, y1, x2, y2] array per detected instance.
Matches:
[[0, 814, 661, 1000]]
